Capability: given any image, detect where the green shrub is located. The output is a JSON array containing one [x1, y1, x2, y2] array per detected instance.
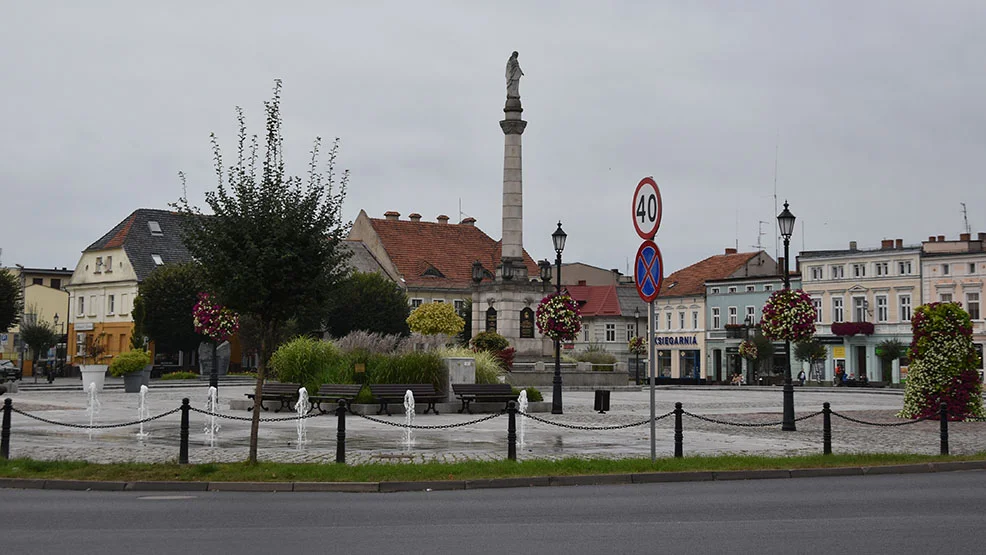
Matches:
[[160, 371, 198, 380], [333, 330, 406, 354], [512, 386, 543, 402], [406, 303, 464, 336], [439, 346, 505, 384], [354, 387, 375, 404], [108, 350, 151, 377], [269, 337, 341, 393], [574, 346, 617, 365], [470, 331, 509, 352]]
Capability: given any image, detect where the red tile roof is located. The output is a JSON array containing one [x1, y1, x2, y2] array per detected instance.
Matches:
[[565, 284, 622, 317], [368, 217, 539, 288], [660, 251, 762, 297]]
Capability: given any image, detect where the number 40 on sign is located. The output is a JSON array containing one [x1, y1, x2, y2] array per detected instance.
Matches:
[[632, 177, 662, 240]]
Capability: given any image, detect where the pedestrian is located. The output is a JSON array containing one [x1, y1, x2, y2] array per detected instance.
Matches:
[[797, 369, 806, 386]]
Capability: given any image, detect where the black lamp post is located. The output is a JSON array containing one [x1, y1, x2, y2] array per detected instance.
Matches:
[[538, 259, 552, 296], [777, 200, 797, 431], [634, 306, 640, 386], [551, 221, 567, 415]]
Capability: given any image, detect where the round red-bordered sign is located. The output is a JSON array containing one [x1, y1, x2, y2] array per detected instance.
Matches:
[[634, 240, 664, 303], [632, 177, 662, 240]]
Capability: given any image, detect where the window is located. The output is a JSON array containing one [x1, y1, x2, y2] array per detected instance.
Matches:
[[77, 296, 85, 316], [728, 306, 738, 325], [967, 292, 980, 320], [942, 263, 950, 275], [107, 295, 115, 315], [898, 261, 912, 275], [151, 254, 164, 266], [32, 278, 43, 285], [764, 284, 773, 292], [853, 264, 866, 278], [666, 312, 672, 330], [121, 293, 129, 315], [89, 296, 96, 316], [810, 266, 823, 280], [678, 312, 685, 330], [148, 221, 163, 236], [432, 299, 445, 304], [711, 287, 720, 294], [727, 286, 737, 294], [853, 297, 867, 321], [812, 297, 823, 322], [453, 299, 465, 314], [746, 285, 755, 292], [876, 262, 888, 276], [95, 256, 103, 273], [745, 306, 756, 324], [940, 292, 953, 303], [604, 323, 615, 342], [627, 323, 635, 341], [50, 278, 61, 290], [975, 344, 984, 370], [899, 294, 912, 322], [105, 255, 112, 273], [410, 298, 423, 308], [76, 333, 86, 357], [832, 297, 844, 322], [876, 295, 888, 322], [692, 311, 699, 329], [712, 307, 721, 329], [583, 327, 589, 342], [970, 263, 977, 275], [831, 265, 845, 279]]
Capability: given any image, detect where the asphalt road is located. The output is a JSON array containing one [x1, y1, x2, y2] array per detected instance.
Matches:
[[3, 471, 985, 554]]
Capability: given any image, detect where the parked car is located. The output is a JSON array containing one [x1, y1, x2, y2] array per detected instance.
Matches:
[[0, 359, 22, 381]]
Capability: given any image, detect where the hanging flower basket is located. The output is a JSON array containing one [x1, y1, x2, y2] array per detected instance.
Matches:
[[831, 321, 875, 337], [628, 336, 647, 356], [193, 292, 240, 343], [760, 288, 817, 342], [738, 340, 758, 360], [535, 292, 582, 341]]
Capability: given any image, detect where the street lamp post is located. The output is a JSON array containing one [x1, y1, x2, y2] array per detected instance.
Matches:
[[538, 259, 552, 296], [634, 306, 641, 386], [777, 200, 797, 432], [551, 222, 567, 415]]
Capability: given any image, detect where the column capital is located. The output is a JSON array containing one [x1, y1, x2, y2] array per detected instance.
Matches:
[[500, 120, 528, 135]]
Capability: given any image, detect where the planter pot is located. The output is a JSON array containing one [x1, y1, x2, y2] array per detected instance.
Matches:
[[141, 365, 152, 387], [79, 365, 108, 392], [123, 372, 144, 393]]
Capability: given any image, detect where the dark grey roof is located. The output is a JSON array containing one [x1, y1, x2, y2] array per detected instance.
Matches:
[[798, 246, 921, 259], [615, 285, 649, 318], [85, 209, 193, 282]]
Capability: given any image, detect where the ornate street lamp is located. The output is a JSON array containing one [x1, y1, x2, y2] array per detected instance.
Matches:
[[538, 259, 552, 296], [471, 260, 484, 284], [551, 221, 567, 414], [501, 260, 513, 281], [778, 200, 797, 431]]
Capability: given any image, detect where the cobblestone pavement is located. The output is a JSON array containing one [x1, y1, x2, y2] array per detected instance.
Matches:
[[3, 384, 984, 464]]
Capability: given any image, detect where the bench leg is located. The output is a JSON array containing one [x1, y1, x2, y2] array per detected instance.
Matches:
[[425, 402, 438, 415], [378, 401, 391, 416], [458, 399, 472, 414]]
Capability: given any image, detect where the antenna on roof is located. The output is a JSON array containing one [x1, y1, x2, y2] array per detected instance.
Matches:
[[772, 133, 779, 263], [753, 221, 768, 251], [458, 198, 473, 223], [961, 202, 971, 235]]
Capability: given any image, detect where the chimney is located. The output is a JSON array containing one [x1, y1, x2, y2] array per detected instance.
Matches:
[[724, 247, 737, 255], [979, 232, 986, 241], [880, 239, 893, 249], [928, 236, 937, 242], [384, 211, 400, 221], [777, 257, 785, 272], [895, 238, 903, 249], [960, 232, 971, 241], [937, 235, 945, 242], [460, 217, 476, 226], [437, 214, 449, 224], [408, 213, 421, 222], [849, 241, 857, 251]]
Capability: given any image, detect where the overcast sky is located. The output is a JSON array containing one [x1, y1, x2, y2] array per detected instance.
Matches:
[[3, 1, 984, 277]]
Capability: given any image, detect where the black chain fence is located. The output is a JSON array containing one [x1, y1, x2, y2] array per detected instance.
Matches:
[[682, 410, 824, 428], [9, 406, 182, 430], [188, 406, 326, 423], [355, 412, 501, 429], [520, 411, 673, 430], [830, 411, 936, 427]]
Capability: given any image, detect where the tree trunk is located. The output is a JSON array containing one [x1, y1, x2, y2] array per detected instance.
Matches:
[[247, 325, 270, 464]]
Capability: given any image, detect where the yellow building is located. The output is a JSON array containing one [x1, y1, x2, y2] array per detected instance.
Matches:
[[0, 266, 72, 375]]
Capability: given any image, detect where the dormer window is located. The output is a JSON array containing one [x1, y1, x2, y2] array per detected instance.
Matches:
[[148, 221, 163, 236], [151, 254, 164, 265]]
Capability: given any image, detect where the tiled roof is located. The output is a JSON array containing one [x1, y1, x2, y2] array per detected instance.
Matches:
[[367, 217, 538, 288], [566, 284, 622, 317], [615, 285, 649, 317], [660, 251, 762, 298], [85, 209, 193, 282]]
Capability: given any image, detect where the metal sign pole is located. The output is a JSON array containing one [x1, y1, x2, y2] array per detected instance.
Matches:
[[649, 299, 656, 462]]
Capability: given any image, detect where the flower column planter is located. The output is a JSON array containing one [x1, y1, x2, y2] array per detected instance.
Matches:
[[80, 364, 108, 392]]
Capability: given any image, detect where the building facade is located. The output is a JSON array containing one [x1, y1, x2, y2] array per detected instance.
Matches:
[[0, 266, 72, 374], [798, 239, 921, 384]]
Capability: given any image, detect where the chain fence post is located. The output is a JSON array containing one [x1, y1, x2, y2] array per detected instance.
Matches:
[[674, 402, 683, 459], [1, 398, 11, 460], [939, 402, 949, 456], [336, 399, 347, 464], [822, 402, 832, 456], [507, 401, 517, 461], [179, 398, 190, 465]]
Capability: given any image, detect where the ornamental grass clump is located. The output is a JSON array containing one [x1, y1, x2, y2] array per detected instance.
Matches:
[[535, 293, 582, 341], [760, 288, 817, 342], [269, 337, 341, 393], [899, 302, 984, 420]]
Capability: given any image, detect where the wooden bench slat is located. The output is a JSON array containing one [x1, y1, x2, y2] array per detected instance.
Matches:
[[451, 383, 519, 414], [369, 384, 442, 415]]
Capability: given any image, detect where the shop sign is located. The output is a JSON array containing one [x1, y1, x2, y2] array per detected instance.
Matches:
[[654, 336, 698, 346]]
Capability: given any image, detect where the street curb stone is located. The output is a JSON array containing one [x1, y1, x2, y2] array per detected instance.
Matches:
[[47, 479, 127, 491], [929, 460, 986, 472], [789, 467, 864, 478], [862, 464, 932, 475], [0, 478, 47, 489], [208, 481, 294, 492], [631, 471, 715, 483], [379, 480, 467, 493], [465, 477, 550, 489], [125, 481, 210, 491], [714, 469, 791, 481], [293, 481, 379, 493], [548, 474, 632, 487]]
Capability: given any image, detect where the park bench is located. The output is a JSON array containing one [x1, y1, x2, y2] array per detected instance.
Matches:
[[369, 384, 443, 416], [244, 382, 301, 412], [452, 383, 518, 414], [309, 384, 363, 414]]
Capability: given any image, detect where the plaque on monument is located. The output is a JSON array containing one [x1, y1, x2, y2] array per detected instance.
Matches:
[[519, 307, 535, 338], [486, 307, 498, 332], [198, 341, 231, 376]]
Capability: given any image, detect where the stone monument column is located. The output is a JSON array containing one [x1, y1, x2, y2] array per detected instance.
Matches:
[[500, 52, 527, 272]]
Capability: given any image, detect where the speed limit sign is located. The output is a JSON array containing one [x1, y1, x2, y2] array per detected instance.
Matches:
[[632, 177, 662, 239]]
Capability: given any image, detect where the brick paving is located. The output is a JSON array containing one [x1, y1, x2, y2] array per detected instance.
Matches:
[[3, 383, 984, 464]]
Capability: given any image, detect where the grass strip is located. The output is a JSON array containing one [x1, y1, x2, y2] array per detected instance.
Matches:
[[1, 453, 984, 483]]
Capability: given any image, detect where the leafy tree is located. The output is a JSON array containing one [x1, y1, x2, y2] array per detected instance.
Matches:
[[794, 339, 826, 363], [0, 268, 23, 331], [406, 302, 465, 336], [139, 263, 205, 365], [130, 295, 148, 350], [175, 80, 351, 462], [751, 333, 775, 375], [20, 318, 57, 375], [323, 272, 410, 338]]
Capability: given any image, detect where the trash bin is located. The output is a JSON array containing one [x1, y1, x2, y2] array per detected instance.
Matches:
[[593, 390, 611, 414]]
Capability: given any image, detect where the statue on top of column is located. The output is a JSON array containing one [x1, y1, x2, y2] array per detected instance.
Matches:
[[505, 51, 523, 98]]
